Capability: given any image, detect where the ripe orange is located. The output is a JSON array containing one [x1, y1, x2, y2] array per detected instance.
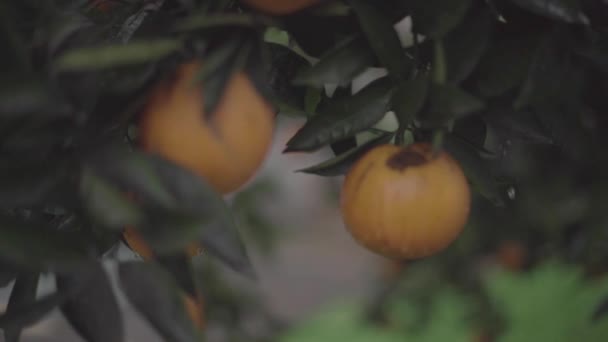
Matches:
[[241, 0, 322, 15], [340, 143, 471, 259], [139, 60, 275, 194]]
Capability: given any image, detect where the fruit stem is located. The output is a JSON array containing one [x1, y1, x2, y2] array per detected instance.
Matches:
[[432, 39, 447, 85], [432, 129, 445, 155]]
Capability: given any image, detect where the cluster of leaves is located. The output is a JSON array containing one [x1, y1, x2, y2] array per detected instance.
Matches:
[[275, 0, 608, 272], [280, 262, 608, 342], [0, 0, 607, 341]]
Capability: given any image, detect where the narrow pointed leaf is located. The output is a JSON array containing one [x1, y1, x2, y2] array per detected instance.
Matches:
[[55, 39, 181, 71], [3, 273, 39, 342], [0, 214, 90, 269], [144, 155, 254, 277], [423, 83, 484, 126], [56, 263, 124, 342], [349, 0, 410, 78], [285, 77, 395, 152], [293, 35, 375, 87], [444, 134, 507, 206], [80, 167, 143, 230], [391, 74, 429, 126], [445, 8, 494, 82], [472, 35, 541, 98], [119, 262, 202, 342], [0, 292, 66, 331], [410, 0, 472, 38], [508, 0, 589, 24], [297, 132, 394, 176]]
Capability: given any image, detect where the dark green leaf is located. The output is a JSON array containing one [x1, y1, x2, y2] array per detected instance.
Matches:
[[293, 35, 375, 87], [349, 0, 410, 78], [0, 292, 65, 331], [445, 8, 494, 82], [157, 254, 198, 298], [3, 273, 39, 342], [56, 263, 123, 342], [514, 31, 576, 109], [285, 77, 395, 152], [80, 167, 143, 230], [576, 36, 608, 74], [391, 73, 430, 126], [0, 161, 67, 207], [423, 83, 484, 126], [55, 39, 181, 71], [197, 36, 249, 118], [509, 0, 589, 24], [0, 214, 90, 269], [139, 154, 253, 277], [297, 131, 394, 176], [485, 108, 554, 144], [91, 145, 252, 275], [410, 0, 472, 38], [444, 134, 507, 205], [472, 35, 541, 98], [0, 82, 65, 119], [453, 116, 488, 148], [174, 13, 271, 31], [304, 87, 323, 114], [330, 136, 358, 156], [119, 262, 202, 342]]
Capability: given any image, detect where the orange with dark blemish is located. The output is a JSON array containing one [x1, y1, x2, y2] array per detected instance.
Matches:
[[340, 143, 471, 259]]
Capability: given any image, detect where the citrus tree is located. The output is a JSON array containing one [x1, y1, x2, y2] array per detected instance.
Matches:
[[0, 0, 607, 341]]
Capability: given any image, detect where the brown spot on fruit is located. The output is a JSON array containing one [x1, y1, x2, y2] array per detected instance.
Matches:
[[386, 150, 427, 171]]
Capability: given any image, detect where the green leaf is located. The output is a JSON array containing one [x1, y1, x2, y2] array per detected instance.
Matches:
[[410, 0, 472, 38], [280, 301, 403, 342], [485, 262, 608, 342], [119, 262, 203, 342], [140, 154, 253, 277], [485, 108, 554, 145], [508, 0, 589, 24], [0, 214, 90, 269], [391, 74, 430, 126], [444, 134, 507, 205], [56, 263, 124, 342], [174, 13, 272, 31], [3, 273, 39, 342], [472, 35, 541, 98], [445, 8, 494, 82], [156, 254, 198, 298], [0, 292, 66, 332], [293, 35, 375, 87], [285, 77, 395, 152], [297, 131, 394, 176], [423, 83, 484, 126], [0, 161, 67, 207], [80, 167, 143, 230], [85, 146, 252, 275], [349, 0, 410, 78], [304, 87, 323, 114], [197, 35, 253, 118], [55, 39, 181, 71]]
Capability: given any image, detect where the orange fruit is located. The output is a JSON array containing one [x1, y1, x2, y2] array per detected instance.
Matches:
[[241, 0, 322, 15], [340, 143, 471, 259], [139, 60, 275, 194]]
